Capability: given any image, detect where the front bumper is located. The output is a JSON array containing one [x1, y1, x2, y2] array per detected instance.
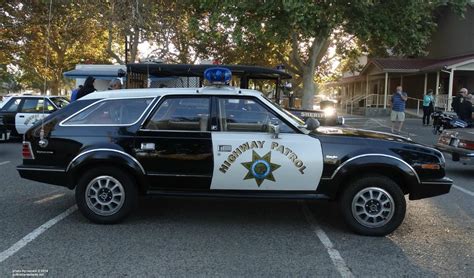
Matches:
[[0, 128, 10, 141], [435, 143, 474, 165], [409, 177, 453, 200]]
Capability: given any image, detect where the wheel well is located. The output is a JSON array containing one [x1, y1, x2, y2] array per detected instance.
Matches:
[[335, 166, 410, 199], [71, 161, 147, 194]]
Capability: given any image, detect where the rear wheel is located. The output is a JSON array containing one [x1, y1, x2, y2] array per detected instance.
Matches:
[[339, 175, 406, 236], [75, 167, 137, 224]]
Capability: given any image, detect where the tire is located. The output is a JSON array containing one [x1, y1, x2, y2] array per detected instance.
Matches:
[[75, 166, 138, 224], [339, 175, 406, 236]]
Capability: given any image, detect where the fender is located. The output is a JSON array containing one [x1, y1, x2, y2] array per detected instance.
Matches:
[[66, 148, 146, 187], [318, 153, 420, 198]]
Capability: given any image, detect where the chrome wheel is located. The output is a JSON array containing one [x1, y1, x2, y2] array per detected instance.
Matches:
[[85, 176, 125, 216], [351, 187, 395, 228]]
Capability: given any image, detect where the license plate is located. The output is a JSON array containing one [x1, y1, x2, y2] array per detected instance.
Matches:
[[449, 138, 460, 147]]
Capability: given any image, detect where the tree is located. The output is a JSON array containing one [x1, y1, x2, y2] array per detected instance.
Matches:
[[197, 0, 470, 109], [1, 1, 111, 94]]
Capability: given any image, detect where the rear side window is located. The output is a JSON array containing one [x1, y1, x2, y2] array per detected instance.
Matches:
[[50, 97, 69, 108], [62, 98, 153, 125], [2, 98, 21, 112], [145, 97, 210, 131], [21, 98, 55, 113]]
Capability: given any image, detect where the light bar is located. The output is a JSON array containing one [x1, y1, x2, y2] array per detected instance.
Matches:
[[204, 67, 232, 85]]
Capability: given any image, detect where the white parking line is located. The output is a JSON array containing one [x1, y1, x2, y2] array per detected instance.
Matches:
[[453, 184, 474, 197], [34, 193, 66, 204], [0, 161, 11, 166], [300, 201, 354, 278], [0, 205, 77, 264]]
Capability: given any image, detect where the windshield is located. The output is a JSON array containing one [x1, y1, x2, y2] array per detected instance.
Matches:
[[261, 94, 305, 126], [50, 97, 70, 109]]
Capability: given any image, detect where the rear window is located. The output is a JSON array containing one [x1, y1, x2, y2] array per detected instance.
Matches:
[[61, 98, 153, 125]]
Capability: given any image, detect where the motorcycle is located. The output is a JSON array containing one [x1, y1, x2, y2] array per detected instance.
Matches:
[[431, 110, 469, 134]]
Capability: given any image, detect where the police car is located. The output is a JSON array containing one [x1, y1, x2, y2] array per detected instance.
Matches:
[[17, 68, 452, 236], [0, 95, 69, 139]]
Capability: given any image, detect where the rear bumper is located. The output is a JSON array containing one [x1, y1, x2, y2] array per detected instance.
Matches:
[[435, 143, 474, 165], [17, 165, 72, 188], [409, 177, 452, 200]]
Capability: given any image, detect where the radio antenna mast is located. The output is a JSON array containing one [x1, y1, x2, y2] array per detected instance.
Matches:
[[39, 0, 53, 144]]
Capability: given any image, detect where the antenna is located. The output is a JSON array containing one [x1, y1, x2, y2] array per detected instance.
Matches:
[[39, 0, 53, 146]]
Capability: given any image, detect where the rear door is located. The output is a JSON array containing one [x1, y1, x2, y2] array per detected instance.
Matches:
[[16, 98, 56, 134], [210, 96, 324, 191]]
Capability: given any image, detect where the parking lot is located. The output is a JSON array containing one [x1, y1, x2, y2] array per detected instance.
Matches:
[[0, 116, 472, 277]]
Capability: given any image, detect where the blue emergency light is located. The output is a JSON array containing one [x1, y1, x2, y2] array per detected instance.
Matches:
[[204, 67, 232, 85]]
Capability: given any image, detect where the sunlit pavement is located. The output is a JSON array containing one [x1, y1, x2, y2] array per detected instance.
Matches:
[[0, 118, 472, 277]]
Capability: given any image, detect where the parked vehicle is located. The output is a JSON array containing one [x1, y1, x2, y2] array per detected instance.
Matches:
[[0, 96, 69, 138], [431, 110, 469, 134], [436, 128, 474, 165], [18, 67, 451, 236]]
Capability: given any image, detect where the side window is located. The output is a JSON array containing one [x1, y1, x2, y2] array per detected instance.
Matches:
[[218, 97, 295, 133], [2, 98, 21, 112], [62, 98, 152, 125], [21, 99, 55, 113], [145, 97, 210, 131]]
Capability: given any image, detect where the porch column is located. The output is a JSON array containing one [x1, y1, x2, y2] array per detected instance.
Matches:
[[435, 71, 440, 96], [448, 69, 455, 111], [400, 75, 403, 87], [424, 73, 428, 94], [384, 72, 388, 109]]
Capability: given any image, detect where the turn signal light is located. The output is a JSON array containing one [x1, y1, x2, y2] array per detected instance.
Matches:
[[420, 163, 440, 170], [22, 141, 35, 160]]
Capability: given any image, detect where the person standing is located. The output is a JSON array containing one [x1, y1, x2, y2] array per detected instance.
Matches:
[[452, 88, 467, 117], [70, 85, 83, 102], [422, 89, 434, 126], [76, 76, 96, 100], [459, 88, 472, 123], [390, 85, 408, 133]]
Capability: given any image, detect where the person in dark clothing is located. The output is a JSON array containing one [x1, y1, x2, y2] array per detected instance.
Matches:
[[460, 91, 472, 123], [422, 89, 434, 125], [76, 76, 96, 100], [452, 89, 467, 117]]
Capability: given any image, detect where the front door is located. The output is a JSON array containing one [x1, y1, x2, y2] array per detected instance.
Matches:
[[134, 96, 213, 191], [0, 98, 21, 134], [16, 98, 55, 134], [210, 96, 324, 191]]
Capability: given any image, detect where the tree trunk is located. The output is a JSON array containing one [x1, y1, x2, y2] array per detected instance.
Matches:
[[301, 69, 315, 109]]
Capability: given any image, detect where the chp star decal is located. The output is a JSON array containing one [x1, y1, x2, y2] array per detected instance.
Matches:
[[241, 150, 281, 186]]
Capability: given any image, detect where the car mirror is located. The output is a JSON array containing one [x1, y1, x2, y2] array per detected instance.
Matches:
[[269, 122, 280, 139], [305, 118, 320, 131]]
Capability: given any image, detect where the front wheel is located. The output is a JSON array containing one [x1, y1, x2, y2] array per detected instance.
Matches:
[[339, 175, 406, 236], [75, 167, 138, 224]]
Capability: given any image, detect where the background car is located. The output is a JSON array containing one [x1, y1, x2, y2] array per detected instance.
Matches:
[[0, 95, 69, 138], [436, 129, 474, 165]]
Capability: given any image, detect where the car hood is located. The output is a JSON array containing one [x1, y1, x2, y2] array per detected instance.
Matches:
[[314, 126, 414, 144]]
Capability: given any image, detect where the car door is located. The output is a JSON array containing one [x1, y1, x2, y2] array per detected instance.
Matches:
[[210, 96, 323, 191], [16, 98, 56, 134], [0, 97, 21, 134], [134, 95, 214, 191]]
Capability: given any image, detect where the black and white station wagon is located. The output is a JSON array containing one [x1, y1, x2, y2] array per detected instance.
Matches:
[[18, 68, 452, 236]]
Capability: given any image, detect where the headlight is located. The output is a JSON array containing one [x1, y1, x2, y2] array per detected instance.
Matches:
[[323, 107, 336, 117]]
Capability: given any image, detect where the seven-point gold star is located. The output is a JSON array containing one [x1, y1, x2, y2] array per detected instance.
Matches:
[[241, 151, 281, 186]]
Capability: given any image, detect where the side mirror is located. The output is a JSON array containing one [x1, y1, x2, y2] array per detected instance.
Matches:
[[305, 118, 320, 131], [269, 122, 280, 139]]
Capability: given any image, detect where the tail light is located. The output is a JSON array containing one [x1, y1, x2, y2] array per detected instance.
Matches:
[[458, 139, 474, 150], [22, 141, 35, 159]]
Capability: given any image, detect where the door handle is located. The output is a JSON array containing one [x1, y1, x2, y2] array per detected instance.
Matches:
[[19, 115, 25, 118], [218, 145, 232, 152], [140, 143, 155, 151]]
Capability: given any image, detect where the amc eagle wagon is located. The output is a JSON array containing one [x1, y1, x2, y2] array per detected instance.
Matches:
[[17, 68, 452, 236]]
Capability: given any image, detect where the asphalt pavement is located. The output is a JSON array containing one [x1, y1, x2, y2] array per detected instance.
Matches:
[[0, 116, 472, 277]]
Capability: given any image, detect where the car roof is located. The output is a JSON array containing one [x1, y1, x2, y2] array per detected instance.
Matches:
[[6, 95, 63, 99], [80, 87, 263, 100]]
